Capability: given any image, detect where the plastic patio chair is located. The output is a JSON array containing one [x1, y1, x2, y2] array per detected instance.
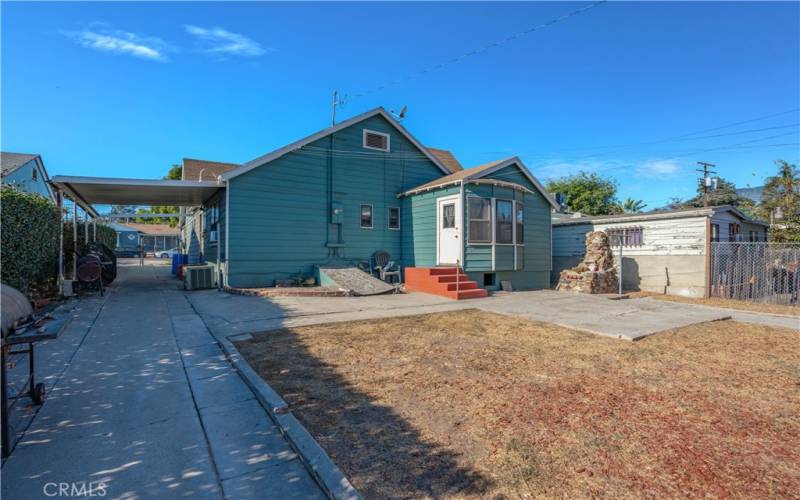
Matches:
[[373, 250, 401, 284]]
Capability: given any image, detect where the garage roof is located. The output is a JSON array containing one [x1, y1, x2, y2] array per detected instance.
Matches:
[[50, 175, 222, 208]]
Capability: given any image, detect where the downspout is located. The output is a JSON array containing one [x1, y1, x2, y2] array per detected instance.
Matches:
[[459, 179, 465, 270], [225, 179, 230, 288], [72, 200, 78, 279]]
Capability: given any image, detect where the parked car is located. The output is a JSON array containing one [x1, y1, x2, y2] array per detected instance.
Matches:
[[157, 248, 179, 259]]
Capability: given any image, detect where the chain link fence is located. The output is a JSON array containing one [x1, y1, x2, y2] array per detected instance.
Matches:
[[710, 242, 800, 305]]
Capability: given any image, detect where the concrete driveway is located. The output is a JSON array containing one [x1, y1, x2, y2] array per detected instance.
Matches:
[[2, 262, 325, 500]]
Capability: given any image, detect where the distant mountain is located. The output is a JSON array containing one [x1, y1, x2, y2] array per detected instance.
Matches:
[[736, 185, 764, 204]]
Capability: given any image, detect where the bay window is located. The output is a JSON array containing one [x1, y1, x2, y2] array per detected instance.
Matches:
[[496, 200, 513, 244]]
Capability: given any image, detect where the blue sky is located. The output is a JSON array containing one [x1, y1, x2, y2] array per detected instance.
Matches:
[[2, 1, 798, 209]]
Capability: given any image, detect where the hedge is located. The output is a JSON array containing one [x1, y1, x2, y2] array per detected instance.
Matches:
[[1, 186, 60, 295], [1, 185, 119, 298]]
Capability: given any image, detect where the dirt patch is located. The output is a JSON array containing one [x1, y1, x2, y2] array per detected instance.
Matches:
[[627, 291, 800, 317], [235, 311, 800, 499]]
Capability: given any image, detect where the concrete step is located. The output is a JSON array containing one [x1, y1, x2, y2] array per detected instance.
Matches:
[[436, 274, 472, 283], [448, 288, 489, 300], [445, 281, 478, 291]]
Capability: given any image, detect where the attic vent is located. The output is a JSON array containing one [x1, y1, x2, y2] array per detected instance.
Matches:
[[363, 129, 390, 152]]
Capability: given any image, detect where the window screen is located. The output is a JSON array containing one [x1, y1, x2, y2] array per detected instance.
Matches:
[[496, 200, 513, 244], [388, 207, 400, 229], [468, 197, 491, 243], [360, 204, 373, 228]]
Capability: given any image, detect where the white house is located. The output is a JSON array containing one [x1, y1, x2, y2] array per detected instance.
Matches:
[[552, 205, 769, 297]]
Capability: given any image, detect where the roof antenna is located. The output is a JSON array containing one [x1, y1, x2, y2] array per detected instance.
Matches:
[[331, 90, 346, 126], [390, 105, 408, 121]]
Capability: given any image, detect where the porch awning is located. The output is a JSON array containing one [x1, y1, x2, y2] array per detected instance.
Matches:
[[50, 175, 223, 208]]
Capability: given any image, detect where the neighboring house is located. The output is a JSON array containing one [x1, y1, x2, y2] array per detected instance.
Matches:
[[552, 205, 769, 297], [736, 185, 764, 204], [108, 222, 141, 257], [188, 107, 557, 290], [123, 223, 180, 254], [1, 152, 55, 200]]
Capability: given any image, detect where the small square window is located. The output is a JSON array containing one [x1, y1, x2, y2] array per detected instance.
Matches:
[[360, 204, 373, 229], [388, 207, 400, 230], [442, 204, 455, 229]]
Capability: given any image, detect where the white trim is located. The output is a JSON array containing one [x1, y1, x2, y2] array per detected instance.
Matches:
[[360, 204, 374, 229], [362, 129, 391, 152], [436, 194, 462, 266], [465, 195, 492, 244], [387, 206, 400, 230], [399, 156, 558, 210], [51, 175, 221, 188], [221, 107, 450, 180]]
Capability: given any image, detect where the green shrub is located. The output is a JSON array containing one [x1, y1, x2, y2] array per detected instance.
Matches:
[[1, 186, 60, 295], [1, 185, 119, 298]]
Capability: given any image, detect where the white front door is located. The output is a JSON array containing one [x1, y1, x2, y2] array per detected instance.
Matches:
[[437, 195, 461, 265]]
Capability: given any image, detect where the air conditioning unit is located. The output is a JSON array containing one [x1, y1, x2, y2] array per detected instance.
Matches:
[[209, 230, 218, 242], [185, 265, 215, 290]]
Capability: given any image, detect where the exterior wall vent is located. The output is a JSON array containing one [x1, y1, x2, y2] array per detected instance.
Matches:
[[363, 129, 390, 152]]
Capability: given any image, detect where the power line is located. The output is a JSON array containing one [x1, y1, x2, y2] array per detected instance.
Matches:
[[339, 1, 607, 104]]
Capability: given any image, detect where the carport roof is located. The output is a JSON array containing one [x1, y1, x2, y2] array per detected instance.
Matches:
[[50, 175, 223, 208]]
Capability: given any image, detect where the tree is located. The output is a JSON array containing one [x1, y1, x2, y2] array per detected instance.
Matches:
[[546, 171, 618, 216], [759, 160, 799, 220], [681, 176, 756, 214], [616, 197, 647, 213]]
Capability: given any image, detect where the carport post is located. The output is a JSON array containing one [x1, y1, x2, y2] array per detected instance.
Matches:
[[57, 191, 64, 288], [72, 200, 78, 279], [84, 210, 89, 244], [93, 219, 97, 241]]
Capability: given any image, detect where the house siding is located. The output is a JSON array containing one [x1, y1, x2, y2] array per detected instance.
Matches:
[[2, 158, 53, 200], [226, 114, 445, 288]]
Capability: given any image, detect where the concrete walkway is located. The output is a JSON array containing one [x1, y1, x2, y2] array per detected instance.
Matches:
[[2, 263, 325, 500], [188, 287, 795, 341]]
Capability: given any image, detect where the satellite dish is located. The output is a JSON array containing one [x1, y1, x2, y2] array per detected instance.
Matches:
[[399, 105, 407, 119]]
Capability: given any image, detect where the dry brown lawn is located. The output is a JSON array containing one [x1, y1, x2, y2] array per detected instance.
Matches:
[[627, 291, 800, 317], [236, 311, 800, 499]]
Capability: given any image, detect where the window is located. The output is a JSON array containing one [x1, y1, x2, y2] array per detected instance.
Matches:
[[749, 230, 757, 242], [32, 168, 38, 181], [442, 204, 455, 229], [388, 207, 400, 230], [606, 227, 644, 247], [206, 202, 220, 242], [363, 129, 390, 151], [496, 200, 513, 244], [728, 223, 740, 242], [515, 203, 524, 244], [711, 223, 720, 242], [468, 197, 491, 243], [360, 204, 373, 228]]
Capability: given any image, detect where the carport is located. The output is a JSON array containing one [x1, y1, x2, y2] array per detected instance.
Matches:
[[49, 175, 223, 290]]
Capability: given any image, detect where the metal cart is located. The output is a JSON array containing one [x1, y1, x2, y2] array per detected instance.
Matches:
[[1, 284, 69, 459]]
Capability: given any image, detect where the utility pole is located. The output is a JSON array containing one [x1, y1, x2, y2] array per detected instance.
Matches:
[[696, 161, 717, 208]]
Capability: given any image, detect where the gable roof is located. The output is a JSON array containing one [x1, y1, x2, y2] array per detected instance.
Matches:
[[1, 152, 40, 176], [426, 147, 463, 173], [399, 156, 559, 209], [182, 158, 239, 182], [221, 107, 451, 181], [552, 205, 769, 227]]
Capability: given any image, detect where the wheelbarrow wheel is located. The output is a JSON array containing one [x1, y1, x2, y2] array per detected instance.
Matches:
[[32, 382, 46, 405]]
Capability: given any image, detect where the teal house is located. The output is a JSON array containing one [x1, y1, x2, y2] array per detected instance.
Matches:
[[192, 107, 557, 294]]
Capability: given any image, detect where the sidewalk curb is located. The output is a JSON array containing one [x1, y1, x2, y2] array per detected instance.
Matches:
[[217, 334, 361, 500]]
